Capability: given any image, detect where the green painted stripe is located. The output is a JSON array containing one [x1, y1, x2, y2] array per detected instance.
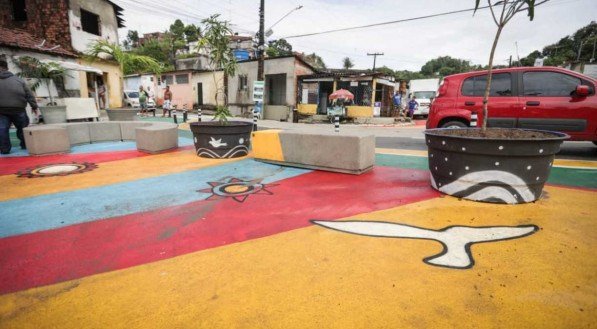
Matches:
[[375, 153, 597, 189]]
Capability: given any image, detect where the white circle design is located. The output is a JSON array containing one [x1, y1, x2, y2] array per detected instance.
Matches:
[[38, 165, 81, 175], [461, 147, 466, 151], [495, 162, 500, 166], [239, 138, 245, 144], [498, 145, 504, 150], [539, 149, 544, 154], [442, 141, 446, 145], [430, 154, 434, 158], [444, 157, 448, 162], [449, 172, 453, 176], [465, 166, 469, 170], [435, 166, 438, 171], [527, 165, 532, 170], [536, 177, 540, 181]]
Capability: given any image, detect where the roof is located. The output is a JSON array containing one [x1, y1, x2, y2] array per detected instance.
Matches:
[[298, 70, 391, 80], [0, 27, 77, 58], [236, 54, 318, 72], [106, 0, 126, 28]]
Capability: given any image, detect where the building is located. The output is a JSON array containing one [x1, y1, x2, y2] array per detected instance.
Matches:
[[297, 71, 396, 118], [0, 0, 125, 108]]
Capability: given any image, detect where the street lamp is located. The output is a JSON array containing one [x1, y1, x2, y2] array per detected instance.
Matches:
[[265, 5, 303, 37]]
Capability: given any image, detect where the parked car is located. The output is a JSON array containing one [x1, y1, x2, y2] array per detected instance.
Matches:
[[123, 90, 156, 108], [427, 67, 596, 143], [408, 78, 440, 117]]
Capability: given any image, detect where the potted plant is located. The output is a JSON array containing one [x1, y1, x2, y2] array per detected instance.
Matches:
[[189, 14, 252, 159], [16, 56, 68, 124], [424, 0, 568, 204]]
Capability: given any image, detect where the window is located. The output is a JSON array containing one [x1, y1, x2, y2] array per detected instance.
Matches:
[[11, 0, 27, 21], [238, 75, 248, 91], [81, 9, 101, 36], [523, 71, 580, 97], [175, 74, 189, 84], [162, 75, 174, 85], [461, 73, 512, 97]]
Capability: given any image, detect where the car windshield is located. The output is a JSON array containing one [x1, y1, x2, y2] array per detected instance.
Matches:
[[413, 91, 436, 99], [127, 92, 139, 98]]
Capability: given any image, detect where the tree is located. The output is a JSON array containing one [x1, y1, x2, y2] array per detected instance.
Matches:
[[302, 53, 326, 69], [266, 39, 293, 57], [342, 57, 354, 69], [474, 0, 546, 132], [86, 40, 163, 76], [124, 30, 139, 50], [199, 14, 237, 122], [169, 19, 186, 41], [184, 24, 201, 42], [420, 56, 473, 77]]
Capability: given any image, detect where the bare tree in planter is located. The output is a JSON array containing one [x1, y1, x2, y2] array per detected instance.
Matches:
[[424, 0, 569, 205], [474, 0, 548, 132]]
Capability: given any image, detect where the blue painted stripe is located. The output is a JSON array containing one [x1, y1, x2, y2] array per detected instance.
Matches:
[[0, 160, 309, 238], [0, 137, 194, 157]]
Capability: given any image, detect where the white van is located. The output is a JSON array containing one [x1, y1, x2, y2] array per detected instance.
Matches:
[[408, 78, 440, 117]]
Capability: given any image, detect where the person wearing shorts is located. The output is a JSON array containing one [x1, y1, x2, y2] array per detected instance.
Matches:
[[162, 86, 172, 117], [139, 86, 148, 117], [407, 97, 418, 119]]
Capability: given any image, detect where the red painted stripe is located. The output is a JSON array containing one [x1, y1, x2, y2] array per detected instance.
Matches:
[[0, 167, 438, 294], [0, 146, 194, 175]]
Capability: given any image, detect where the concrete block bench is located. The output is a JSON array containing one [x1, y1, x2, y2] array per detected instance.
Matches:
[[23, 121, 178, 155], [252, 130, 375, 174]]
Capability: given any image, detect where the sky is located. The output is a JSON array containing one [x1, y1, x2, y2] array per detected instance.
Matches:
[[112, 0, 597, 71]]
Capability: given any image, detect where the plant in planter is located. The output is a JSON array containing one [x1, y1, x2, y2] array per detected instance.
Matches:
[[15, 56, 69, 124], [189, 14, 253, 159], [424, 0, 568, 204]]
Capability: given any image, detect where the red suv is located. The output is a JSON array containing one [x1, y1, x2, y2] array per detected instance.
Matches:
[[427, 67, 596, 142]]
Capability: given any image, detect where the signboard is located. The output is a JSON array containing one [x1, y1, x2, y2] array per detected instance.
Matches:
[[350, 81, 359, 87], [534, 58, 544, 67], [252, 80, 265, 102], [373, 102, 381, 117]]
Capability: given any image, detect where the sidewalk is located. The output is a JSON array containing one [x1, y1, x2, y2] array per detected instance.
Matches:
[[0, 124, 595, 328]]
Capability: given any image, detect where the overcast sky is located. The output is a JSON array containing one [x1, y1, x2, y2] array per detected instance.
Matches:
[[113, 0, 597, 71]]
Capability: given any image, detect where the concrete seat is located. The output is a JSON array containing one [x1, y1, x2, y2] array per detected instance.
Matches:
[[252, 130, 375, 174], [23, 125, 70, 155], [23, 121, 179, 156]]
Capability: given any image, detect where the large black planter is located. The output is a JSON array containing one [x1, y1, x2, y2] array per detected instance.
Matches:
[[190, 121, 253, 158], [424, 128, 568, 204]]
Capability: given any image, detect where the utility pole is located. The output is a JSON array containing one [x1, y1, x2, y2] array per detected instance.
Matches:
[[577, 40, 585, 61], [257, 0, 265, 81], [367, 52, 384, 72], [508, 55, 512, 68]]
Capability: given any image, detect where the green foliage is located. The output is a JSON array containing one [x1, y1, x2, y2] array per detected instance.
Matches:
[[302, 53, 326, 69], [213, 105, 232, 124], [169, 19, 186, 41], [14, 56, 68, 103], [342, 57, 354, 69], [184, 24, 202, 42], [420, 56, 473, 77], [86, 40, 163, 75], [266, 39, 293, 57]]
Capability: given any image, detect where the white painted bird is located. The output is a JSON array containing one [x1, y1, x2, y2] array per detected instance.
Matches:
[[208, 137, 228, 148], [312, 220, 538, 269]]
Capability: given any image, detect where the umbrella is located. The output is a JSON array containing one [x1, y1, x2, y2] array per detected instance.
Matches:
[[329, 89, 354, 100]]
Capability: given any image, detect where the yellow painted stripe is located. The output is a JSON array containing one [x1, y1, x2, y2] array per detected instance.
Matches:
[[1, 150, 245, 202], [251, 130, 285, 162], [375, 147, 428, 157], [1, 186, 594, 328]]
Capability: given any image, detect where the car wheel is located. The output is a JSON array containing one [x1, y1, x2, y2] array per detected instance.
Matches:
[[593, 141, 597, 146], [441, 121, 467, 129]]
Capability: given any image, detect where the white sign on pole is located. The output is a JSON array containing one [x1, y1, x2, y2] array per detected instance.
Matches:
[[253, 80, 265, 102], [534, 58, 544, 67]]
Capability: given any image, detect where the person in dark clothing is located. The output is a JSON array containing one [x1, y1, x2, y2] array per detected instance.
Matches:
[[0, 59, 39, 154]]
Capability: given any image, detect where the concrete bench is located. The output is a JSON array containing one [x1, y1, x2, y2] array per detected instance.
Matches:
[[252, 130, 375, 174], [23, 121, 178, 155]]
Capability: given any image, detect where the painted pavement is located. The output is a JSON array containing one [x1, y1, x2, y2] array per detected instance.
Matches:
[[0, 126, 596, 328]]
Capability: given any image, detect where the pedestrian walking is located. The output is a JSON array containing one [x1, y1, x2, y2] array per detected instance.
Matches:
[[0, 59, 39, 154], [162, 86, 172, 117], [407, 96, 418, 119], [392, 91, 402, 117], [139, 86, 148, 117]]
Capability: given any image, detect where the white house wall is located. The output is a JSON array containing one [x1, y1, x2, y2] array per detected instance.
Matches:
[[191, 71, 223, 107], [0, 47, 81, 104], [68, 0, 119, 53]]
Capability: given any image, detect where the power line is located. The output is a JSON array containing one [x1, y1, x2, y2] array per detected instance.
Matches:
[[367, 52, 384, 71], [281, 4, 497, 39]]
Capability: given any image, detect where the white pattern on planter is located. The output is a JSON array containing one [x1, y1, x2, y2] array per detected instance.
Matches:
[[208, 137, 228, 148], [197, 145, 249, 158], [239, 138, 245, 144], [498, 145, 504, 150], [312, 220, 538, 269], [435, 170, 536, 204], [539, 149, 544, 154]]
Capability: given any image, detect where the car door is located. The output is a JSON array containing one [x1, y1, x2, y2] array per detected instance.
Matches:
[[519, 70, 595, 139], [459, 72, 520, 127]]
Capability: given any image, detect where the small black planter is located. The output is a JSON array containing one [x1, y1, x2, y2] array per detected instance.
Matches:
[[424, 128, 568, 204], [190, 121, 253, 158]]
